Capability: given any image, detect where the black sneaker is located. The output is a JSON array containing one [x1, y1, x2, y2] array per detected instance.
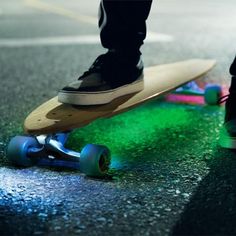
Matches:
[[58, 50, 144, 105], [219, 91, 236, 149]]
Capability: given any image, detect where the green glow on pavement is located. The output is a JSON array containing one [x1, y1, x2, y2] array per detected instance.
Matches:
[[67, 101, 195, 162], [65, 99, 224, 174]]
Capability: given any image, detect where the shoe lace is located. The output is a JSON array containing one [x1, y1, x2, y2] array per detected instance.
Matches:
[[78, 54, 106, 79], [218, 94, 229, 104]]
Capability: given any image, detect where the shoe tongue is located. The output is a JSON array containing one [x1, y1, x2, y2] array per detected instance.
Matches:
[[81, 73, 104, 87]]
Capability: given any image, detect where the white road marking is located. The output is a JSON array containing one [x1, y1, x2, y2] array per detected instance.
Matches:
[[24, 0, 97, 25], [146, 32, 174, 43], [0, 35, 100, 47], [0, 32, 174, 48]]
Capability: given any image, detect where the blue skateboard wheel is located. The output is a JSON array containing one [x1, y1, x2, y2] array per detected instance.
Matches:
[[204, 84, 222, 105], [80, 144, 111, 177], [7, 136, 39, 167]]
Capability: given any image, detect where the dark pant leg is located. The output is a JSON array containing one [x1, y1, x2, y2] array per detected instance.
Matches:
[[230, 55, 236, 76], [229, 55, 236, 92], [99, 0, 153, 53]]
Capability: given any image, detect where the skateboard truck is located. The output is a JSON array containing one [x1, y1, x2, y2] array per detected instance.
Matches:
[[7, 133, 111, 177], [29, 133, 80, 161]]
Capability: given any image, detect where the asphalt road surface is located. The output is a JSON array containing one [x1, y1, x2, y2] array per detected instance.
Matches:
[[0, 0, 236, 235]]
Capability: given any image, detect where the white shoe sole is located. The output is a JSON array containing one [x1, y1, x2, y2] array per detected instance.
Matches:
[[58, 75, 144, 105]]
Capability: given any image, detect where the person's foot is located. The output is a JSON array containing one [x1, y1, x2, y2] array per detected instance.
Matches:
[[219, 89, 236, 148], [58, 50, 144, 105]]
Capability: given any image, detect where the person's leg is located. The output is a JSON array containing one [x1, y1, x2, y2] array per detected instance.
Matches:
[[99, 0, 152, 56], [219, 55, 236, 148], [229, 56, 236, 75], [224, 56, 236, 122], [98, 0, 153, 85], [58, 0, 153, 105]]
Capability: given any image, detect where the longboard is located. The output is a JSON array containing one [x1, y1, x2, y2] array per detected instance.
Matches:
[[24, 59, 216, 135], [8, 59, 219, 177]]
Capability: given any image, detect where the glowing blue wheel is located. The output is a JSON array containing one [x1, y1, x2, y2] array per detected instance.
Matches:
[[7, 136, 39, 167], [204, 84, 222, 105], [80, 144, 111, 177]]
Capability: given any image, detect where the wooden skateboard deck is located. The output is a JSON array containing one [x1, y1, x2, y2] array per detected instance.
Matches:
[[24, 59, 216, 135]]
